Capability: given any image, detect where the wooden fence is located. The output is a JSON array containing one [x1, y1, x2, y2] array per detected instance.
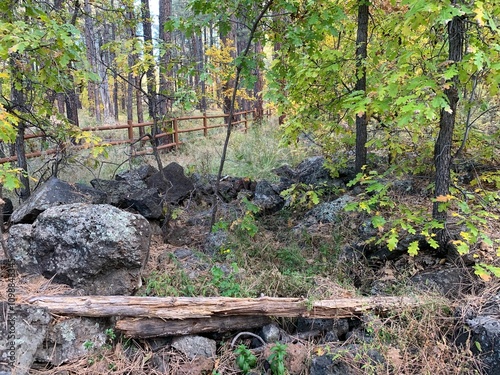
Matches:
[[0, 109, 269, 164]]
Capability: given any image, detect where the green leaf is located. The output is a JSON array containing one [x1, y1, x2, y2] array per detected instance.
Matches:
[[371, 215, 386, 229], [387, 231, 399, 251], [408, 240, 420, 256]]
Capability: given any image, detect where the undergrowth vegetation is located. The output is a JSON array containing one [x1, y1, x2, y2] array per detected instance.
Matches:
[[16, 118, 498, 374]]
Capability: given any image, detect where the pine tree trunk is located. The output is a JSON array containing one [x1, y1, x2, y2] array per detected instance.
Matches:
[[158, 0, 173, 118], [142, 0, 156, 122], [83, 0, 101, 122]]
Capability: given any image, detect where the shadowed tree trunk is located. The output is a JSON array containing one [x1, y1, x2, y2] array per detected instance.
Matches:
[[142, 0, 157, 125], [354, 0, 368, 173], [83, 0, 101, 122], [158, 0, 173, 117], [433, 6, 465, 250], [10, 55, 30, 200]]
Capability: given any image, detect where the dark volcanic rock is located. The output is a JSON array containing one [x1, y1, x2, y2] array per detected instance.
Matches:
[[253, 180, 284, 214], [10, 177, 106, 224], [146, 162, 195, 203], [91, 178, 163, 219]]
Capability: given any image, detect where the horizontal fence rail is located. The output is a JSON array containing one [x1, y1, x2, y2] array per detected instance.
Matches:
[[0, 109, 270, 164]]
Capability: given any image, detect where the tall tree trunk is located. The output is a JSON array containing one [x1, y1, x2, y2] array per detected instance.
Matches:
[[97, 26, 113, 122], [433, 9, 465, 249], [83, 0, 101, 122], [354, 0, 369, 174], [65, 81, 80, 128], [10, 56, 30, 200], [136, 76, 145, 128], [158, 0, 173, 117], [141, 0, 156, 121], [110, 2, 119, 122], [158, 0, 173, 148], [221, 18, 237, 124], [56, 93, 65, 114], [253, 40, 264, 120]]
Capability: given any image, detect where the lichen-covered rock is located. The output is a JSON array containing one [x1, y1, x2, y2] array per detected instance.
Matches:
[[171, 335, 216, 359], [10, 177, 106, 224], [35, 317, 109, 366], [0, 303, 52, 375], [7, 203, 151, 295]]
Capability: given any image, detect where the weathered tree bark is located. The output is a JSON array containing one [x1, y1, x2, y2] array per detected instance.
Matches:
[[199, 32, 207, 112], [136, 76, 145, 128], [26, 295, 425, 320], [158, 0, 173, 117], [83, 0, 101, 122], [141, 0, 156, 121], [433, 7, 465, 250], [10, 54, 30, 200], [221, 16, 237, 125], [111, 7, 119, 122], [354, 0, 369, 174], [116, 315, 272, 338]]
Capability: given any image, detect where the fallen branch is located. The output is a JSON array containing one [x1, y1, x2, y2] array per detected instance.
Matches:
[[116, 315, 271, 338], [25, 295, 426, 320]]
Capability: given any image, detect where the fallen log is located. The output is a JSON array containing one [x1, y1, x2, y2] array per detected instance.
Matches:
[[116, 315, 272, 338], [25, 295, 425, 320]]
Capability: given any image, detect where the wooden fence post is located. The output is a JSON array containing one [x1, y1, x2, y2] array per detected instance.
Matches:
[[173, 118, 179, 148], [127, 120, 134, 142], [203, 112, 208, 137], [244, 112, 248, 133]]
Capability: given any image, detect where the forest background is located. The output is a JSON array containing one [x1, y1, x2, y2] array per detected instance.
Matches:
[[0, 0, 499, 277]]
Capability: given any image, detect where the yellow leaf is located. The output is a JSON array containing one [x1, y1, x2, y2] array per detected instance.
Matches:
[[474, 4, 485, 26], [460, 231, 472, 242], [435, 194, 454, 202], [479, 272, 491, 282]]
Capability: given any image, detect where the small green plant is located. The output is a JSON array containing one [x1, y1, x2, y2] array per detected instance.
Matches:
[[83, 340, 94, 350], [212, 218, 230, 232], [231, 196, 260, 237], [105, 328, 116, 341], [144, 269, 196, 297], [234, 344, 257, 374], [210, 263, 242, 297], [281, 182, 322, 209], [268, 342, 288, 375], [345, 168, 442, 255]]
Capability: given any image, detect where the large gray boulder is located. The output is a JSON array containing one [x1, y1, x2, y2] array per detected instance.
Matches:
[[7, 203, 151, 295], [10, 177, 106, 224]]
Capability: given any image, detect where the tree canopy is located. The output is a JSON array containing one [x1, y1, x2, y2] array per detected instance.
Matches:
[[0, 0, 499, 276]]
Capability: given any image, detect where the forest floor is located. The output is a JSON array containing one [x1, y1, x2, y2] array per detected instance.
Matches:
[[1, 118, 499, 374]]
